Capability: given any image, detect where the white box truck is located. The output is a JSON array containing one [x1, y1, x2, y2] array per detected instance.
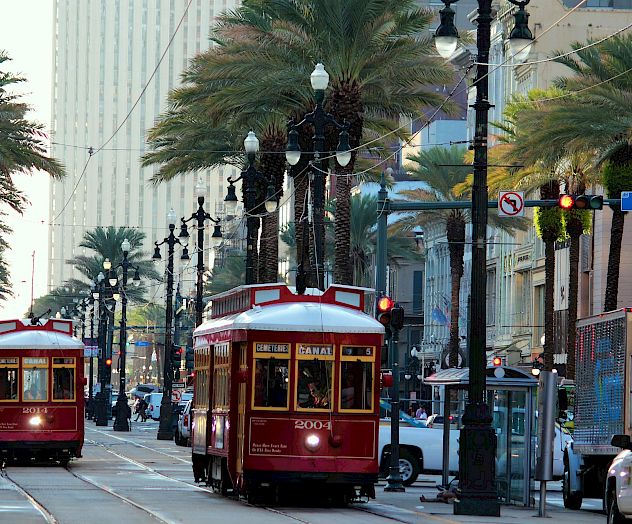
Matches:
[[563, 308, 632, 510]]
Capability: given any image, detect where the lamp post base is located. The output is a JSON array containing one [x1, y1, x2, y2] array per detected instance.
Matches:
[[454, 403, 500, 517], [157, 399, 174, 440], [113, 394, 130, 432], [94, 393, 108, 427]]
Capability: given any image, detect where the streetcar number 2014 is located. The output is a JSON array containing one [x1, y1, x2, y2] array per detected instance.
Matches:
[[294, 420, 331, 430], [22, 407, 48, 414]]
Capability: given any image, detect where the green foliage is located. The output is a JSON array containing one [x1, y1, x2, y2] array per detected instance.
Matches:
[[204, 253, 246, 295], [602, 161, 632, 199], [29, 283, 89, 319], [534, 207, 565, 242]]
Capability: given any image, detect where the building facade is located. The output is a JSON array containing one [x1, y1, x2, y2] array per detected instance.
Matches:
[[49, 0, 241, 294]]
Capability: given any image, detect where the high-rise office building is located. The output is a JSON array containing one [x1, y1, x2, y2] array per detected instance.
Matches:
[[49, 0, 240, 290]]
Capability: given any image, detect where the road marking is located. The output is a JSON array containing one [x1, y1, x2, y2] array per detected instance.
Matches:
[[87, 427, 191, 464]]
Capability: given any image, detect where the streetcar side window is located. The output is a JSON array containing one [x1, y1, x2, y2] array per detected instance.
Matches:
[[339, 345, 375, 412], [0, 357, 18, 401], [295, 344, 334, 411], [52, 357, 75, 401], [22, 357, 48, 401], [253, 359, 289, 408]]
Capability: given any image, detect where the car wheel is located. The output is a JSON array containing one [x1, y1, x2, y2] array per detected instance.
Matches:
[[562, 462, 583, 510], [608, 493, 626, 524], [399, 449, 420, 486]]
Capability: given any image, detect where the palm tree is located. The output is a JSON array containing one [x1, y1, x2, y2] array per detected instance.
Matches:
[[204, 252, 246, 295], [149, 0, 451, 288], [506, 35, 632, 312], [0, 51, 65, 301], [400, 146, 529, 369], [30, 282, 88, 319], [66, 226, 160, 301]]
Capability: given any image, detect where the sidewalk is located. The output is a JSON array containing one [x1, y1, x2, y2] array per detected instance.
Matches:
[[361, 483, 606, 524]]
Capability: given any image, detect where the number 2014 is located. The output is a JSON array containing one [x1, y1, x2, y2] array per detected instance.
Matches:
[[22, 407, 48, 414], [294, 420, 331, 430]]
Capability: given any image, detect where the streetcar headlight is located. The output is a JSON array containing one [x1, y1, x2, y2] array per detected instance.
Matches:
[[29, 415, 42, 426], [305, 434, 320, 451]]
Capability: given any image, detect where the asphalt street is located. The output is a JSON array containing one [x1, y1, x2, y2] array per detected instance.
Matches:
[[0, 420, 607, 524]]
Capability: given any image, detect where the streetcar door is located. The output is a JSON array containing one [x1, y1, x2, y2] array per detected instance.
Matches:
[[235, 342, 247, 477]]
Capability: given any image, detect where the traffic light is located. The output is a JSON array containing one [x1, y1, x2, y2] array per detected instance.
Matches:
[[105, 358, 112, 367], [185, 346, 194, 372], [492, 356, 502, 367], [558, 194, 603, 210], [390, 303, 405, 331], [376, 295, 394, 327], [172, 345, 183, 367]]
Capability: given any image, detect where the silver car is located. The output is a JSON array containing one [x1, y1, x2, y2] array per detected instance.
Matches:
[[175, 399, 192, 446]]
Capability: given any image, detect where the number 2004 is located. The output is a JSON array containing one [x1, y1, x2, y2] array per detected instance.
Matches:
[[294, 420, 331, 430]]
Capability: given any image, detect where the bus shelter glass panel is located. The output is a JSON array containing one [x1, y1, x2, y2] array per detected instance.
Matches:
[[23, 357, 48, 401]]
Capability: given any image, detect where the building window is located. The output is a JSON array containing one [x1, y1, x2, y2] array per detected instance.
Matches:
[[413, 271, 424, 315], [534, 285, 545, 347], [486, 269, 496, 326]]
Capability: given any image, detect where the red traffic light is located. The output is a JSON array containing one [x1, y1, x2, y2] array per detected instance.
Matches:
[[492, 356, 502, 367], [105, 358, 112, 366], [377, 296, 395, 312], [558, 194, 575, 210]]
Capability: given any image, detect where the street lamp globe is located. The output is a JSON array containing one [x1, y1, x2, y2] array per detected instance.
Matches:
[[434, 2, 459, 59], [195, 177, 206, 199], [335, 129, 351, 167], [132, 269, 141, 287], [285, 128, 301, 166], [210, 225, 223, 247], [264, 184, 278, 213], [121, 238, 131, 254], [109, 275, 118, 287], [310, 63, 329, 92], [97, 271, 105, 282], [167, 208, 177, 226], [244, 131, 259, 154], [103, 258, 112, 270], [113, 292, 121, 302], [224, 184, 239, 215], [508, 37, 533, 64], [508, 2, 534, 64]]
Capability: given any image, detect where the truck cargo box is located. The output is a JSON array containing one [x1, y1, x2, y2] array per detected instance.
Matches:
[[574, 309, 632, 455]]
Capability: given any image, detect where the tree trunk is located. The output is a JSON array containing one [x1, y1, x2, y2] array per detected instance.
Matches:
[[604, 208, 626, 311], [447, 213, 465, 368], [565, 217, 583, 380], [334, 170, 353, 284], [259, 210, 279, 282]]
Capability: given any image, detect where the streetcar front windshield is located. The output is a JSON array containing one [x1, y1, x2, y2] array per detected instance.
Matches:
[[297, 360, 332, 409], [23, 358, 48, 401], [254, 359, 289, 408]]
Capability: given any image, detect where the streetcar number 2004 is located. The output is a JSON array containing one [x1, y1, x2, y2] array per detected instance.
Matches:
[[22, 407, 48, 414], [294, 420, 331, 430]]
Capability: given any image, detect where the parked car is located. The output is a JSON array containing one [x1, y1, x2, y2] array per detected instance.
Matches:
[[606, 434, 632, 523], [175, 400, 192, 446], [171, 394, 192, 433], [144, 392, 163, 421]]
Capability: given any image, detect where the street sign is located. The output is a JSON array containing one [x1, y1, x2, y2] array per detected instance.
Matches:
[[135, 341, 151, 346], [621, 191, 632, 212], [172, 382, 186, 389], [498, 191, 525, 217]]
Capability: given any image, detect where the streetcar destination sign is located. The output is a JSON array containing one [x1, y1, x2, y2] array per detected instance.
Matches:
[[255, 343, 289, 353], [298, 344, 333, 356]]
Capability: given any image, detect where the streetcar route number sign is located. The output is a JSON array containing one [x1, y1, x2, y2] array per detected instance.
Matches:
[[498, 191, 525, 217]]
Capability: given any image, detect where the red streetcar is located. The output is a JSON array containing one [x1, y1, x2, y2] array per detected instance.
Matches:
[[0, 318, 85, 465], [191, 284, 384, 503]]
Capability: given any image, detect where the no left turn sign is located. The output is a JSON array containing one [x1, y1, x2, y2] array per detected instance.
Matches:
[[498, 191, 525, 217]]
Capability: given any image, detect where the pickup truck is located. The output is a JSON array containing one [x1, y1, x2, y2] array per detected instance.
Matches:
[[378, 420, 459, 485]]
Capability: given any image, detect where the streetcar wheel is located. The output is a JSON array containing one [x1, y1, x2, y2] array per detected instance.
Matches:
[[562, 462, 583, 510], [399, 449, 420, 486]]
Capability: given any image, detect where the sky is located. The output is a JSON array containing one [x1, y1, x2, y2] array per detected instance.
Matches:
[[0, 0, 53, 318]]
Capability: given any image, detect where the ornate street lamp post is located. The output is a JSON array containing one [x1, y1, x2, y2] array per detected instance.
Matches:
[[94, 270, 110, 426], [285, 64, 351, 291], [225, 131, 278, 285], [434, 0, 532, 516], [154, 209, 189, 440], [180, 178, 222, 326], [113, 238, 142, 431]]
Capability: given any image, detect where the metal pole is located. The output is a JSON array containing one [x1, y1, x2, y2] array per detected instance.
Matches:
[[442, 386, 452, 488], [95, 279, 108, 426], [385, 326, 405, 492], [106, 290, 116, 420], [376, 173, 389, 298], [454, 0, 499, 516], [312, 89, 326, 291], [195, 200, 205, 327], [114, 251, 130, 431], [157, 224, 176, 440], [245, 160, 258, 285], [88, 303, 94, 418]]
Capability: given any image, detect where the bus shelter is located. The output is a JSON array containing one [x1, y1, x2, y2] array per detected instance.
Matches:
[[425, 365, 538, 506]]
